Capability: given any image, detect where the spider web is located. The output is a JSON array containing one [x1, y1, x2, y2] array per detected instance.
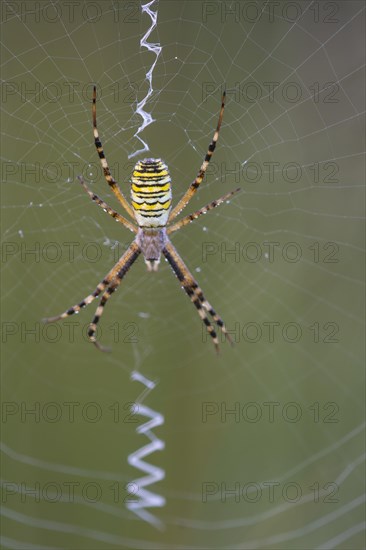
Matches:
[[1, 0, 365, 548]]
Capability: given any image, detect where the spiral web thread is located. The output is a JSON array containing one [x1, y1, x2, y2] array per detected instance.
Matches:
[[126, 371, 165, 530], [128, 0, 162, 159]]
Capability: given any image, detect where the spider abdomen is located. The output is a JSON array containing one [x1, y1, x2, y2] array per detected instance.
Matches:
[[131, 158, 172, 228]]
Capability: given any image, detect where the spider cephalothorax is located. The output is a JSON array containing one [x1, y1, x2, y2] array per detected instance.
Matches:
[[44, 86, 240, 352], [135, 226, 168, 272]]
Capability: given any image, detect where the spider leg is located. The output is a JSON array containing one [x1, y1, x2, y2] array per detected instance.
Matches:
[[167, 187, 240, 234], [87, 242, 141, 351], [163, 241, 232, 353], [92, 85, 135, 220], [43, 242, 140, 324], [168, 91, 226, 222], [77, 176, 137, 234]]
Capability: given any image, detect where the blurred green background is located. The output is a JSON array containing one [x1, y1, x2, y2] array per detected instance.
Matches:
[[1, 1, 365, 548]]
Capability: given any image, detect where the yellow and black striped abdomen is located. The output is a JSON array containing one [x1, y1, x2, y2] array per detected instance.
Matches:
[[131, 158, 172, 228]]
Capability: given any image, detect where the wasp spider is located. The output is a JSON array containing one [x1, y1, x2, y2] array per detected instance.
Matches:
[[44, 86, 240, 352]]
